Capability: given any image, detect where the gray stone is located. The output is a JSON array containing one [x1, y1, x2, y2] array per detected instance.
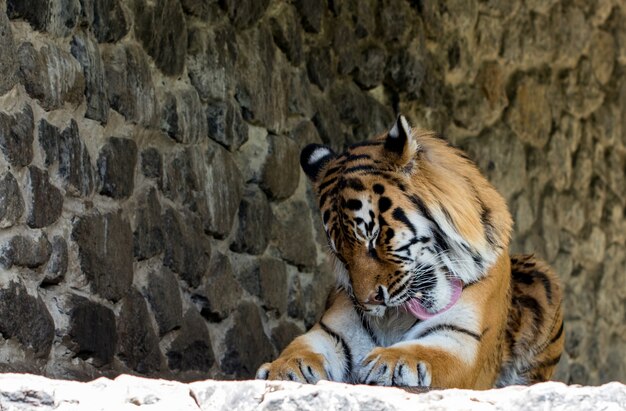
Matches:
[[140, 147, 163, 185], [161, 88, 207, 144], [163, 147, 199, 210], [290, 120, 323, 152], [312, 100, 345, 150], [131, 0, 187, 76], [0, 4, 18, 95], [506, 76, 552, 149], [102, 43, 158, 127], [332, 20, 359, 75], [38, 119, 60, 167], [0, 233, 51, 269], [200, 144, 243, 237], [8, 0, 80, 36], [261, 134, 300, 200], [354, 46, 386, 90], [294, 0, 324, 33], [68, 295, 116, 366], [0, 281, 54, 359], [230, 186, 272, 255], [192, 252, 243, 322], [166, 308, 214, 372], [70, 31, 109, 123], [307, 47, 333, 91], [142, 267, 183, 336], [380, 0, 412, 43], [271, 321, 304, 352], [0, 172, 24, 228], [180, 0, 217, 19], [26, 166, 63, 229], [235, 26, 287, 131], [162, 208, 211, 288], [206, 99, 248, 150], [259, 258, 288, 315], [17, 42, 85, 111], [269, 4, 303, 65], [117, 288, 162, 374], [288, 69, 314, 117], [272, 200, 318, 270], [229, 253, 261, 297], [0, 104, 34, 168], [221, 0, 270, 29], [187, 25, 238, 101], [386, 45, 426, 96], [80, 0, 129, 43], [6, 0, 48, 31], [58, 120, 94, 197], [43, 236, 68, 285], [133, 187, 164, 261], [72, 211, 133, 302], [221, 302, 274, 378], [97, 137, 137, 199]]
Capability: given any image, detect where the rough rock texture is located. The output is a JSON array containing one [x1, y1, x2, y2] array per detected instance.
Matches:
[[0, 375, 625, 410], [0, 0, 624, 385]]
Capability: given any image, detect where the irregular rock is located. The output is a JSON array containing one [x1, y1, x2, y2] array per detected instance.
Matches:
[[163, 147, 199, 209], [161, 88, 207, 144], [17, 42, 85, 111], [38, 119, 60, 167], [0, 282, 54, 359], [312, 99, 345, 150], [271, 320, 303, 352], [140, 147, 163, 185], [354, 46, 386, 90], [180, 0, 215, 18], [269, 3, 303, 65], [72, 211, 134, 302], [68, 295, 116, 366], [0, 172, 24, 228], [102, 43, 158, 127], [0, 233, 51, 269], [206, 99, 248, 150], [221, 302, 274, 378], [230, 186, 272, 255], [142, 267, 183, 336], [506, 76, 552, 149], [162, 208, 211, 288], [200, 144, 243, 237], [332, 20, 359, 75], [272, 200, 318, 270], [290, 120, 323, 151], [0, 104, 34, 168], [0, 5, 18, 95], [96, 137, 137, 199], [6, 0, 48, 31], [235, 26, 287, 131], [43, 236, 68, 285], [81, 0, 129, 43], [187, 25, 237, 101], [260, 134, 299, 200], [7, 0, 80, 36], [259, 258, 288, 315], [26, 166, 63, 229], [130, 0, 187, 76], [192, 252, 243, 322], [288, 69, 314, 117], [70, 30, 109, 123], [307, 47, 333, 91], [133, 187, 164, 261], [117, 289, 162, 374], [221, 0, 270, 29], [166, 308, 214, 372], [58, 120, 94, 197], [294, 0, 324, 33]]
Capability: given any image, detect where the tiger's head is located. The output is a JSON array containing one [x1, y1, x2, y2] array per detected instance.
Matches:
[[300, 116, 512, 318]]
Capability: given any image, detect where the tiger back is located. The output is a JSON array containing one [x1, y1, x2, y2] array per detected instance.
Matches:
[[256, 115, 564, 388]]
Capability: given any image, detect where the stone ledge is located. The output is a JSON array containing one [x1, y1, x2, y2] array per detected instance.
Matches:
[[0, 374, 624, 410]]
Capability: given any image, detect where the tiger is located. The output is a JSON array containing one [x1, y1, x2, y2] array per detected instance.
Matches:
[[256, 115, 564, 388]]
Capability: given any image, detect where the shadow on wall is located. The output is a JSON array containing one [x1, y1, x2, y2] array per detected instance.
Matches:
[[0, 0, 625, 385]]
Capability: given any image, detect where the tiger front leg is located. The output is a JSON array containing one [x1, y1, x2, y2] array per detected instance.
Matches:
[[256, 326, 350, 383], [358, 344, 470, 387]]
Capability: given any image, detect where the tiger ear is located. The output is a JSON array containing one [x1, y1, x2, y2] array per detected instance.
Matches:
[[385, 115, 417, 165], [300, 144, 337, 183]]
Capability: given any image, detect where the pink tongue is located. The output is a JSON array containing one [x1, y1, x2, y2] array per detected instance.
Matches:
[[402, 278, 463, 320]]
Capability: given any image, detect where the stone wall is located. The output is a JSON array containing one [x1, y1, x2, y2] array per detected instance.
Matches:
[[0, 0, 624, 385]]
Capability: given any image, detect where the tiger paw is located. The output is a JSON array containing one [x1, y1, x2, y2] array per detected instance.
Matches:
[[358, 347, 432, 387], [256, 352, 329, 384]]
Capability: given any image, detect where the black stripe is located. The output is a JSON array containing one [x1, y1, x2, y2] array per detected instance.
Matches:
[[512, 269, 553, 304], [392, 207, 416, 235], [417, 324, 482, 342], [344, 165, 377, 174], [320, 321, 352, 378], [358, 312, 380, 346], [513, 295, 544, 327], [549, 321, 564, 344], [318, 177, 338, 192], [347, 154, 371, 161], [343, 178, 366, 191]]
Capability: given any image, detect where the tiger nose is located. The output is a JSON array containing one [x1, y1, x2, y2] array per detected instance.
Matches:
[[364, 285, 387, 305]]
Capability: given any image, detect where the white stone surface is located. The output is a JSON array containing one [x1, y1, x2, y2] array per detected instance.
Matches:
[[0, 373, 624, 411]]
